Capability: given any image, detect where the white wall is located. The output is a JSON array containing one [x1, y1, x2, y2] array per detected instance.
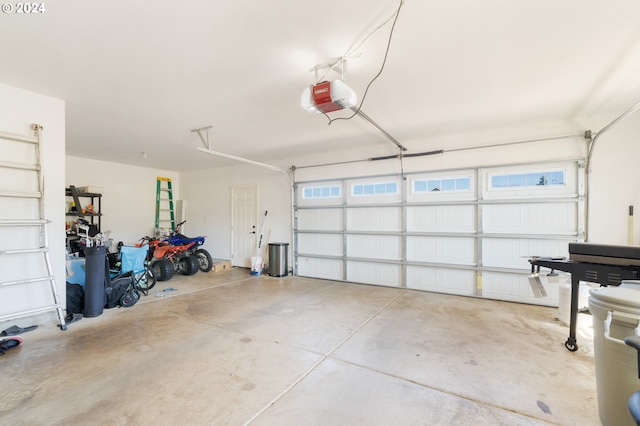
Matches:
[[0, 83, 65, 323], [292, 138, 587, 182], [179, 165, 292, 263], [291, 119, 589, 181], [65, 156, 293, 267], [587, 112, 640, 244], [65, 156, 179, 246]]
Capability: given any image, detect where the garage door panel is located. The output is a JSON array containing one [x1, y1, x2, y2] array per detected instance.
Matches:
[[407, 205, 476, 233], [407, 236, 475, 265], [297, 233, 343, 256], [347, 261, 401, 287], [347, 235, 402, 260], [482, 238, 569, 269], [297, 257, 343, 281], [346, 207, 401, 232], [483, 203, 577, 235], [295, 160, 581, 307], [297, 209, 343, 231], [482, 271, 558, 307], [406, 266, 476, 296]]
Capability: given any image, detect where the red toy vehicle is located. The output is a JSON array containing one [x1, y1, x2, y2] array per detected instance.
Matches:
[[138, 236, 199, 281], [162, 220, 213, 272]]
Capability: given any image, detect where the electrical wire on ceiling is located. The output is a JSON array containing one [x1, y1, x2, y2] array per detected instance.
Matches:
[[315, 0, 406, 84], [321, 0, 405, 125]]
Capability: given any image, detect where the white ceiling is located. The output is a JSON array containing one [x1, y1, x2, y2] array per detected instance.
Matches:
[[1, 0, 640, 172]]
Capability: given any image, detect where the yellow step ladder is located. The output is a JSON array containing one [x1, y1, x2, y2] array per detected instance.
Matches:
[[155, 177, 175, 230]]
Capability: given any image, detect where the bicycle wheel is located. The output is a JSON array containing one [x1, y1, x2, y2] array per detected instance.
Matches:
[[135, 265, 157, 293]]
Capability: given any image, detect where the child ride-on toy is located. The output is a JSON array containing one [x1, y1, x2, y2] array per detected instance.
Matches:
[[163, 220, 213, 272], [139, 236, 199, 281]]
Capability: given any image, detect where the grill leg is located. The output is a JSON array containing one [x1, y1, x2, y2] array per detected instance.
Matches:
[[565, 275, 579, 351]]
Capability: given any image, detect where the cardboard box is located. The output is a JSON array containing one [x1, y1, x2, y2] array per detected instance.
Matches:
[[212, 260, 232, 272]]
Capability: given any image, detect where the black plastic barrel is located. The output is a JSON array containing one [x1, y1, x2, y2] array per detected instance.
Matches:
[[83, 245, 106, 317], [268, 243, 289, 277]]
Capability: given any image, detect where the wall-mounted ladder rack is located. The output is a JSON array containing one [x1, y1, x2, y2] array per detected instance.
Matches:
[[0, 124, 67, 330]]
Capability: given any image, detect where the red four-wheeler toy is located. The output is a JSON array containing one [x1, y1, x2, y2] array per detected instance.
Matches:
[[138, 236, 199, 281], [163, 220, 213, 272]]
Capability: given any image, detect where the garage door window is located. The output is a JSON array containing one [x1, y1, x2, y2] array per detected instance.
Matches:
[[302, 185, 341, 199], [490, 170, 565, 189], [352, 182, 398, 196], [413, 177, 471, 193]]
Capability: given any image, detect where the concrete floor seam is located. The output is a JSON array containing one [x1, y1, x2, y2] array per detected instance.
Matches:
[[325, 355, 559, 425], [138, 275, 256, 305], [243, 289, 408, 425]]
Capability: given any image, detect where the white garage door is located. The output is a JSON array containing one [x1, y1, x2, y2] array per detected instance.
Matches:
[[294, 160, 584, 306]]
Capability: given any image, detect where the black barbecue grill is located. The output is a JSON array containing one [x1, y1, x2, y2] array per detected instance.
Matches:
[[529, 243, 640, 351]]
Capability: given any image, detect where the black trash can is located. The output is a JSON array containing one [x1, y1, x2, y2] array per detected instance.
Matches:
[[84, 245, 106, 317], [268, 243, 289, 277]]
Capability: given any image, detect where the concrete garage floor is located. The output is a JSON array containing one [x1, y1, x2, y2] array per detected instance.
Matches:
[[0, 268, 599, 425]]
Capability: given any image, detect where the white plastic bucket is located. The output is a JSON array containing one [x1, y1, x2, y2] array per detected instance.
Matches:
[[250, 256, 263, 276], [589, 282, 640, 426]]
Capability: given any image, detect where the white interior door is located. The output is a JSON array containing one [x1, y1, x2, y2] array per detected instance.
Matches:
[[231, 185, 257, 267]]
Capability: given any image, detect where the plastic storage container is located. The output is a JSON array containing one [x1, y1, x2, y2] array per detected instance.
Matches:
[[589, 282, 640, 426], [268, 243, 288, 277]]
